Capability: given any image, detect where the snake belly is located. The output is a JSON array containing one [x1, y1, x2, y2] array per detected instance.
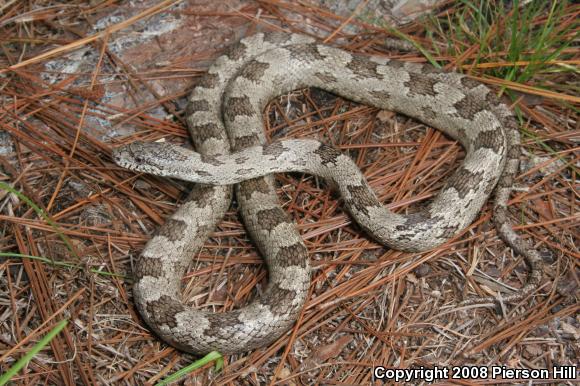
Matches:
[[113, 33, 544, 355]]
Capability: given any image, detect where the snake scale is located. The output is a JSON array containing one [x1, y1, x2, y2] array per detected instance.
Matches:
[[112, 32, 543, 355]]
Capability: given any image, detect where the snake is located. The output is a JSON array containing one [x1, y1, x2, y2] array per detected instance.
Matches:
[[112, 32, 543, 355]]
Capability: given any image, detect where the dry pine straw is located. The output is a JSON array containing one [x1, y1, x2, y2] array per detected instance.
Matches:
[[0, 1, 578, 385]]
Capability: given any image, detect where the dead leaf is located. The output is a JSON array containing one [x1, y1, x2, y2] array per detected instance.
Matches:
[[311, 335, 353, 363]]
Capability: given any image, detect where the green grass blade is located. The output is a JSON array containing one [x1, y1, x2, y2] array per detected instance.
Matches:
[[0, 252, 127, 279], [0, 320, 68, 386], [155, 351, 224, 386], [385, 27, 441, 68], [0, 181, 78, 258]]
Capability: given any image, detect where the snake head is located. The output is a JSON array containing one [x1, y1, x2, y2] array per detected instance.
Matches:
[[112, 141, 196, 178]]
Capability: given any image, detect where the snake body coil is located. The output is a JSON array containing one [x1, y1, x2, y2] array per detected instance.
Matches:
[[113, 33, 543, 355]]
